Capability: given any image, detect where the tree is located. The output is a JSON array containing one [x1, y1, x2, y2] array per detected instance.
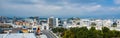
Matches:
[[91, 22, 96, 26], [76, 30, 88, 38], [111, 30, 120, 37], [88, 27, 97, 38], [76, 27, 88, 38], [79, 27, 88, 31], [88, 27, 103, 38], [52, 28, 57, 33], [69, 27, 80, 38], [52, 27, 67, 37], [96, 30, 103, 38], [90, 27, 96, 31], [52, 27, 120, 38], [102, 27, 110, 33], [102, 27, 110, 38], [112, 22, 117, 27], [63, 30, 75, 38]]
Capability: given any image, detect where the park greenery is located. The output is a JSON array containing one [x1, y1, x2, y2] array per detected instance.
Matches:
[[52, 27, 120, 38]]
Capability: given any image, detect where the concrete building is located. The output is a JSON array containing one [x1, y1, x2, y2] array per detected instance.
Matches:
[[80, 19, 90, 26], [48, 17, 59, 28], [55, 18, 59, 27], [48, 17, 54, 28], [116, 19, 120, 26], [41, 23, 49, 30], [95, 19, 103, 26], [0, 33, 36, 38], [0, 16, 8, 23], [102, 19, 113, 27]]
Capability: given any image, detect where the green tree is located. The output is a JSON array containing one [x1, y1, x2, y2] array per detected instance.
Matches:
[[111, 30, 120, 37], [76, 27, 88, 38], [96, 30, 103, 38], [88, 27, 103, 38], [102, 27, 110, 38], [79, 27, 88, 31], [90, 27, 96, 31], [52, 27, 66, 33], [88, 27, 98, 38], [102, 27, 110, 33], [69, 27, 79, 38], [91, 22, 96, 26], [76, 30, 88, 38], [52, 28, 58, 33], [52, 26, 120, 38], [52, 27, 67, 37], [63, 30, 75, 38], [112, 22, 117, 28]]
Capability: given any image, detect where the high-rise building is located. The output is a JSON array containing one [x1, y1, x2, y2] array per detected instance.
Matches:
[[55, 18, 59, 27], [48, 17, 59, 28], [0, 16, 8, 23], [48, 17, 54, 28]]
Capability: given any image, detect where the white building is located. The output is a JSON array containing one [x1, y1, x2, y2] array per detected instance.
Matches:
[[41, 23, 49, 30], [55, 18, 59, 27], [63, 21, 67, 28], [102, 19, 113, 27], [48, 17, 59, 28], [0, 33, 36, 38], [80, 19, 90, 26], [95, 19, 103, 26], [116, 19, 120, 26]]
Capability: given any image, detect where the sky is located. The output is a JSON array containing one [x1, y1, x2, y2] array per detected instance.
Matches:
[[0, 0, 120, 18]]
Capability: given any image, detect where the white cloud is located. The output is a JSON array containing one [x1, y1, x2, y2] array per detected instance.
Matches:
[[109, 6, 120, 11], [114, 0, 120, 4], [80, 5, 101, 11], [0, 0, 102, 12], [0, 0, 120, 17]]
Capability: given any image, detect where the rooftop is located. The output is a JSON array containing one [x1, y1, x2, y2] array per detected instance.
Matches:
[[0, 33, 36, 38]]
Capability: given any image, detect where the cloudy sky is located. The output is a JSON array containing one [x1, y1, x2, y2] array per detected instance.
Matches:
[[0, 0, 120, 18]]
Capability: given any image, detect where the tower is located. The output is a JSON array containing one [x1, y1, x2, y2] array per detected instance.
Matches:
[[48, 17, 54, 28], [55, 18, 59, 27], [48, 16, 59, 28]]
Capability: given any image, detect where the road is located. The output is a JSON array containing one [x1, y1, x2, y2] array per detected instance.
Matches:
[[42, 30, 57, 38], [36, 34, 47, 38]]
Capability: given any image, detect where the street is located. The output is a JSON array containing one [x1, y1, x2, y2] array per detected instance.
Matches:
[[42, 30, 57, 38]]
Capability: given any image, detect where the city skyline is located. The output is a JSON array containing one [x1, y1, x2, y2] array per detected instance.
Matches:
[[0, 0, 120, 18]]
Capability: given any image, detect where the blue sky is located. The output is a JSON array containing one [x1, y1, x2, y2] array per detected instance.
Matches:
[[0, 0, 120, 18]]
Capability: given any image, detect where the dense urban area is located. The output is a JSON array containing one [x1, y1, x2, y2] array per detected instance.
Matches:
[[0, 16, 120, 38]]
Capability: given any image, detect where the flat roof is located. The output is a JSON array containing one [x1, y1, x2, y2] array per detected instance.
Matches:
[[0, 33, 36, 38]]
